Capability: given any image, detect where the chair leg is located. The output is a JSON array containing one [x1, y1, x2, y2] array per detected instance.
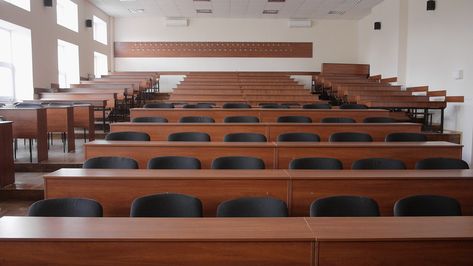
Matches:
[[84, 129, 87, 143], [13, 139, 17, 159], [29, 139, 33, 163]]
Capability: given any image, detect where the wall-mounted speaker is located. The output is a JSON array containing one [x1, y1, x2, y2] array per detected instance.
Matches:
[[427, 0, 436, 11], [374, 22, 381, 30], [85, 19, 93, 28], [44, 0, 53, 7]]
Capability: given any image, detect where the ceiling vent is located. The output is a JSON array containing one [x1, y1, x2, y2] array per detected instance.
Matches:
[[328, 10, 346, 15], [288, 19, 312, 28], [165, 17, 189, 27]]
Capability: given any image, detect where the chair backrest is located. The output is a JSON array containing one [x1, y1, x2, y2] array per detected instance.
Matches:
[[211, 156, 265, 169], [147, 156, 201, 169], [183, 103, 214, 109], [415, 158, 470, 169], [394, 195, 462, 216], [386, 132, 428, 142], [321, 117, 356, 123], [277, 132, 320, 142], [27, 198, 103, 217], [352, 158, 406, 170], [310, 196, 380, 217], [105, 131, 151, 141], [260, 104, 289, 109], [277, 116, 312, 123], [131, 116, 168, 123], [339, 104, 368, 109], [144, 103, 174, 108], [363, 117, 397, 123], [224, 116, 260, 123], [329, 132, 373, 142], [224, 133, 267, 142], [15, 103, 43, 108], [289, 157, 343, 170], [168, 132, 211, 142], [216, 197, 288, 217], [83, 156, 139, 169], [130, 193, 203, 217], [302, 103, 332, 109], [222, 103, 252, 109], [179, 116, 215, 123]]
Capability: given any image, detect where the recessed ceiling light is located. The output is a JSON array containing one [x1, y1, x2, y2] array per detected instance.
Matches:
[[120, 0, 137, 2], [196, 9, 212, 14], [128, 8, 145, 14], [193, 0, 211, 1], [268, 0, 285, 2], [328, 10, 346, 15], [263, 10, 279, 14]]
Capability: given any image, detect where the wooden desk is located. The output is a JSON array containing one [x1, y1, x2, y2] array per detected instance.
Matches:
[[0, 121, 14, 187], [72, 104, 95, 141], [0, 217, 313, 266], [46, 106, 75, 152], [110, 122, 421, 142], [0, 108, 48, 162], [308, 217, 473, 266]]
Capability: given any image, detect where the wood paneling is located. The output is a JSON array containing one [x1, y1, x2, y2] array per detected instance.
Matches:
[[0, 121, 14, 187], [321, 63, 370, 76]]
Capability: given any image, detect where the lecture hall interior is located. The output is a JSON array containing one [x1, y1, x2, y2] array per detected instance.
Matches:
[[0, 0, 473, 265]]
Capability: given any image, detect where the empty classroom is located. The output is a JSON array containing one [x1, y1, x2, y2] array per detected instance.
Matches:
[[0, 0, 472, 265]]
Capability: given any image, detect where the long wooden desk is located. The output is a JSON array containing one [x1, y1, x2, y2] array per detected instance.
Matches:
[[0, 121, 14, 187], [44, 169, 473, 217], [110, 122, 422, 142], [84, 141, 462, 169], [1, 216, 472, 265], [130, 108, 390, 123]]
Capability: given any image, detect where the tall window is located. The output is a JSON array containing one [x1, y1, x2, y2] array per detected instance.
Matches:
[[0, 19, 33, 101], [94, 52, 108, 78], [57, 0, 78, 32], [57, 39, 79, 87], [93, 16, 107, 45], [3, 0, 30, 11]]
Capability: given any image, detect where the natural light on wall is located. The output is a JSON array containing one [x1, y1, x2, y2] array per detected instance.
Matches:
[[3, 0, 30, 11], [57, 39, 79, 87], [93, 16, 107, 45], [57, 0, 78, 32], [0, 19, 33, 101], [94, 52, 108, 78]]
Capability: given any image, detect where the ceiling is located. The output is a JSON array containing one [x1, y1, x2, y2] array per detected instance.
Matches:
[[90, 0, 384, 19]]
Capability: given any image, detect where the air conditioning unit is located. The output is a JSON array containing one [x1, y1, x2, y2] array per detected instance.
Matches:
[[165, 17, 189, 27], [288, 19, 312, 28]]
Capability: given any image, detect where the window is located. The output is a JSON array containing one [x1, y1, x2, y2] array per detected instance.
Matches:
[[94, 52, 108, 78], [0, 19, 33, 101], [3, 0, 30, 11], [57, 39, 79, 87], [57, 0, 78, 32], [93, 16, 107, 45]]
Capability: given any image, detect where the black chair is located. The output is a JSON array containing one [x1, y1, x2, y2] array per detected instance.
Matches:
[[289, 157, 343, 170], [83, 156, 139, 169], [415, 158, 470, 169], [211, 156, 265, 169], [310, 196, 380, 217], [14, 103, 43, 108], [394, 195, 462, 216], [105, 131, 150, 141], [224, 116, 260, 123], [329, 132, 373, 142], [216, 197, 288, 217], [168, 132, 211, 142], [363, 117, 397, 123], [147, 156, 201, 169], [179, 116, 215, 123], [352, 158, 406, 170], [260, 103, 289, 109], [130, 193, 203, 217], [223, 103, 251, 109], [224, 133, 267, 142], [196, 103, 216, 108], [321, 117, 356, 123], [27, 198, 103, 217], [143, 103, 174, 108], [303, 103, 332, 109], [386, 132, 428, 142], [277, 133, 320, 142], [277, 116, 312, 123], [183, 103, 214, 109], [131, 116, 168, 123], [339, 104, 368, 109]]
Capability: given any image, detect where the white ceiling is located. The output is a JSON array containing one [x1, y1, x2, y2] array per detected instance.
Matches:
[[90, 0, 384, 19]]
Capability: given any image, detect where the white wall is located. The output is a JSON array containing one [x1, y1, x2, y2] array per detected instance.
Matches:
[[114, 17, 359, 72], [0, 0, 112, 88]]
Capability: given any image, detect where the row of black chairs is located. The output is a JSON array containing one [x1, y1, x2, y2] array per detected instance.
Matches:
[[27, 194, 462, 217], [83, 156, 470, 170], [132, 115, 399, 124], [144, 103, 366, 109], [105, 131, 428, 143]]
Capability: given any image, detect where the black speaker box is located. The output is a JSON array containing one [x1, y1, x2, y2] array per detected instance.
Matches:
[[374, 22, 381, 30], [427, 0, 436, 11], [85, 19, 93, 28], [44, 0, 53, 7]]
